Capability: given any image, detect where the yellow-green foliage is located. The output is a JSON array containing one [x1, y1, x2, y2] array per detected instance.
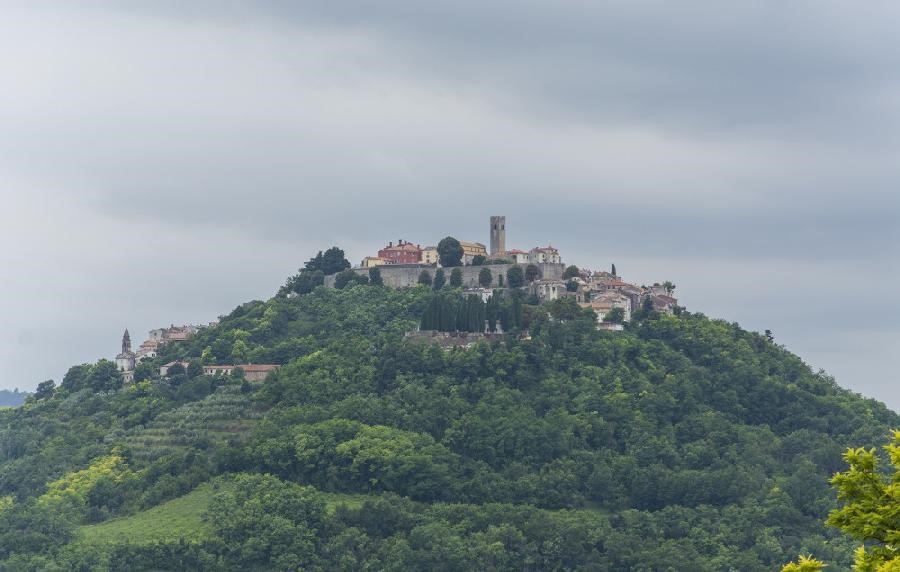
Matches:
[[785, 431, 900, 571], [782, 554, 826, 571], [0, 495, 13, 513], [38, 451, 135, 512]]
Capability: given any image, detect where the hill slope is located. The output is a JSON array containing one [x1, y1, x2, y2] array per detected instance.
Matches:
[[0, 281, 896, 570]]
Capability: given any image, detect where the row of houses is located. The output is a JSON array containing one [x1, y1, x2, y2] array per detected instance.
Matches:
[[463, 269, 678, 331], [362, 240, 562, 269]]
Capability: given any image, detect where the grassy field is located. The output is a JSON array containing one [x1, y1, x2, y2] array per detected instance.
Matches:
[[77, 482, 376, 546], [78, 482, 219, 545]]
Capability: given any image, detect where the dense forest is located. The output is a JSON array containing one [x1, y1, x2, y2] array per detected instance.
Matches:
[[0, 257, 896, 570]]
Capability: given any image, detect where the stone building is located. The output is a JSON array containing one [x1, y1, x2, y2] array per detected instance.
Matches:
[[490, 215, 506, 256], [529, 245, 561, 264]]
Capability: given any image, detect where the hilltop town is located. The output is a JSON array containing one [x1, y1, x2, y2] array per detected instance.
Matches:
[[335, 215, 678, 330], [113, 215, 678, 380]]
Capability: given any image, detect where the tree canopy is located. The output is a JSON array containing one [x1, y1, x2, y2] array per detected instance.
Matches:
[[437, 237, 463, 267]]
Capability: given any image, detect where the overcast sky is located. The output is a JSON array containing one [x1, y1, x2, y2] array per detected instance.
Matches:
[[1, 1, 897, 409]]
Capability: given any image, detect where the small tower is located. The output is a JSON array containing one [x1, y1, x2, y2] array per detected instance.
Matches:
[[116, 329, 136, 379], [490, 215, 506, 256]]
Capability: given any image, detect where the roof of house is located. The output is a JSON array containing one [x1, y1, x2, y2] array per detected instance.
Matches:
[[381, 242, 421, 252], [531, 245, 559, 254], [504, 249, 528, 255]]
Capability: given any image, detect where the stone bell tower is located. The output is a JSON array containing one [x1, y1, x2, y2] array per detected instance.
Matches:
[[115, 329, 136, 374], [490, 215, 506, 256]]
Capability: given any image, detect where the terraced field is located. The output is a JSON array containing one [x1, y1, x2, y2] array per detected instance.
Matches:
[[122, 385, 264, 462]]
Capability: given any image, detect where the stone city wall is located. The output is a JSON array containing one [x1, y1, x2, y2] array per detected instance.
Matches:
[[325, 262, 566, 289]]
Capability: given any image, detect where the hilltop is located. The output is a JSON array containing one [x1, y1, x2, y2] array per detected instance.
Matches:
[[0, 252, 896, 570]]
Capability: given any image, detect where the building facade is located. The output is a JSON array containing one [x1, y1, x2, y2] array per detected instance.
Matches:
[[377, 240, 423, 264], [459, 241, 488, 265]]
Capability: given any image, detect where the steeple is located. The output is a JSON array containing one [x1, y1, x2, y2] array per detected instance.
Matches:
[[121, 329, 132, 355]]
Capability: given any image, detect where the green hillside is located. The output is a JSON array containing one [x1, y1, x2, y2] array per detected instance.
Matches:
[[0, 260, 896, 570]]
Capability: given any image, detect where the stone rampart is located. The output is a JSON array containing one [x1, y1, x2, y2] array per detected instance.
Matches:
[[325, 262, 566, 289]]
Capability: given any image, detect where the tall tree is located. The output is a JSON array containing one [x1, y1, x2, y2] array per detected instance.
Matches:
[[433, 268, 446, 290], [478, 267, 492, 288], [611, 263, 617, 276], [418, 270, 433, 287], [368, 267, 383, 286], [34, 380, 55, 401], [449, 267, 463, 288], [525, 264, 541, 283], [507, 266, 525, 288], [437, 237, 464, 267], [562, 265, 580, 279]]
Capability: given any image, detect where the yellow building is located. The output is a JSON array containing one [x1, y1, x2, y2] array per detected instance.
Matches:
[[361, 256, 390, 268], [421, 246, 438, 265], [459, 240, 487, 259]]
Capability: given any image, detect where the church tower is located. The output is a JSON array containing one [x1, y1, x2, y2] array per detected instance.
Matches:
[[116, 329, 136, 376], [490, 215, 506, 256]]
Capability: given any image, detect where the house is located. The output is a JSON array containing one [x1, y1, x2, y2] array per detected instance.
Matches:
[[361, 256, 389, 268], [203, 364, 280, 382], [377, 240, 423, 264], [649, 293, 678, 314], [459, 241, 488, 265], [504, 249, 530, 264], [530, 279, 567, 302], [580, 291, 632, 323], [421, 246, 439, 265], [159, 360, 190, 376], [529, 245, 561, 264]]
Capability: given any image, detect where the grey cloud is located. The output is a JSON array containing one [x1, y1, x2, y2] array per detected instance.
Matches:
[[0, 2, 897, 410]]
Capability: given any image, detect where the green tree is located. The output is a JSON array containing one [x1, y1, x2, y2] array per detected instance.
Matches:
[[368, 267, 383, 286], [34, 380, 55, 401], [88, 360, 123, 392], [418, 270, 433, 287], [663, 281, 676, 294], [335, 270, 368, 289], [562, 265, 580, 279], [604, 307, 626, 324], [525, 264, 541, 283], [478, 267, 492, 288], [187, 361, 204, 379], [611, 263, 617, 276], [290, 270, 325, 295], [566, 279, 578, 292], [783, 431, 900, 571], [305, 247, 351, 276], [506, 266, 525, 288], [437, 237, 464, 267], [471, 254, 486, 266], [449, 267, 463, 288], [433, 269, 446, 290], [207, 473, 325, 570]]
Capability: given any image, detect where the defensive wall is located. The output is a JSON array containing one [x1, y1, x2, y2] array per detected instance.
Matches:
[[325, 262, 566, 289]]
